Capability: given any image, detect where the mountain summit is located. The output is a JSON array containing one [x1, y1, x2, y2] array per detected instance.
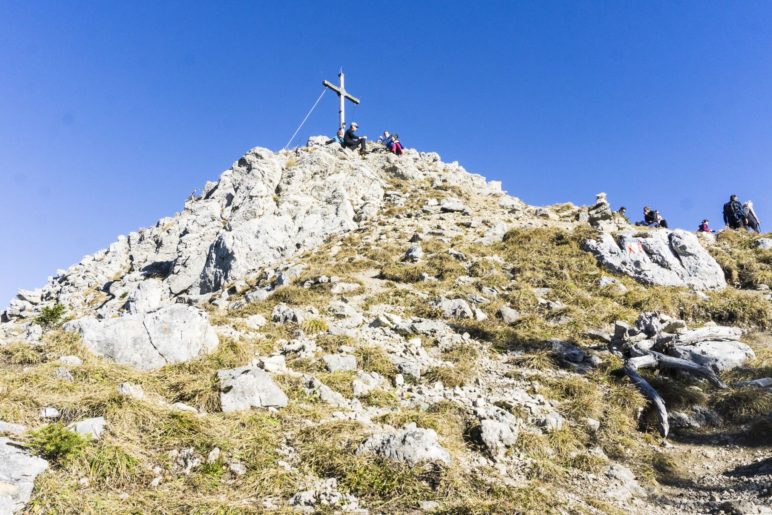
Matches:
[[1, 139, 770, 513]]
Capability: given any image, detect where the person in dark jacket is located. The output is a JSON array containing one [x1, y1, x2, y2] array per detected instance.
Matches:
[[723, 194, 747, 229], [343, 122, 367, 153], [641, 206, 668, 228]]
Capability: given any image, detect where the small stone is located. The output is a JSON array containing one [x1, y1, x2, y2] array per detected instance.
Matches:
[[404, 244, 424, 263], [228, 462, 247, 476], [257, 355, 286, 373], [207, 447, 221, 464], [59, 355, 83, 366], [322, 354, 357, 372], [171, 403, 198, 413], [358, 423, 451, 465], [244, 314, 267, 329], [584, 418, 601, 432], [498, 306, 520, 324], [440, 198, 467, 213], [67, 417, 106, 440], [39, 407, 60, 420], [117, 382, 145, 400], [244, 289, 269, 304], [54, 367, 74, 382], [217, 366, 288, 412], [540, 412, 565, 432], [420, 500, 440, 511]]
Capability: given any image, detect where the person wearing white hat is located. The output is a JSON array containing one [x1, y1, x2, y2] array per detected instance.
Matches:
[[343, 122, 367, 154]]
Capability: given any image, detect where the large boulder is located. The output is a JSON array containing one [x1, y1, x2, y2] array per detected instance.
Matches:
[[583, 229, 726, 290], [64, 305, 218, 370], [218, 366, 288, 412], [0, 438, 48, 514]]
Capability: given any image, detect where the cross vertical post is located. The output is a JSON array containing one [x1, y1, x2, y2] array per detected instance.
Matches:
[[322, 70, 360, 130]]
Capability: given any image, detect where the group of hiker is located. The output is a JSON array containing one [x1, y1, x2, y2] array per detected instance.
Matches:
[[327, 122, 404, 155], [618, 194, 762, 234], [326, 124, 763, 235]]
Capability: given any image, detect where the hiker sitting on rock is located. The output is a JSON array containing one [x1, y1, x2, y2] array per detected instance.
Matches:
[[326, 128, 345, 147], [641, 207, 668, 229], [698, 219, 714, 233], [723, 194, 747, 229], [743, 201, 761, 233], [377, 131, 391, 147], [344, 122, 367, 154], [387, 133, 404, 155]]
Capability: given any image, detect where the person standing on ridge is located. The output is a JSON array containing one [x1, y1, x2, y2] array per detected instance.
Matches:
[[744, 201, 761, 233], [344, 122, 367, 154], [723, 194, 747, 229]]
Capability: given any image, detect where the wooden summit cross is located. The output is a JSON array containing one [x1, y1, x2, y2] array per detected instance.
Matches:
[[322, 70, 360, 131]]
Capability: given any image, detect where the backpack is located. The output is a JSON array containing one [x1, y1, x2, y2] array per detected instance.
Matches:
[[731, 201, 745, 222]]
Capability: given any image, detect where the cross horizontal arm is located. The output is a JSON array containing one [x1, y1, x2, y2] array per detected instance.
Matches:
[[322, 80, 361, 104], [322, 80, 341, 95]]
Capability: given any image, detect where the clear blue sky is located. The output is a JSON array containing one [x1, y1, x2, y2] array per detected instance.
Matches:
[[2, 1, 771, 306]]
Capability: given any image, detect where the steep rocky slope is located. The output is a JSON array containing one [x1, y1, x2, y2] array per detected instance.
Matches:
[[0, 140, 770, 514]]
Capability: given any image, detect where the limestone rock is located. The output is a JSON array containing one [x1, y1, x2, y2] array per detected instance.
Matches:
[[305, 377, 348, 407], [38, 407, 60, 420], [218, 366, 288, 412], [0, 437, 48, 514], [440, 198, 467, 213], [126, 279, 165, 314], [64, 305, 218, 370], [244, 314, 267, 329], [479, 420, 518, 458], [322, 354, 357, 372], [272, 303, 310, 324], [256, 355, 286, 373], [352, 371, 385, 397], [583, 229, 726, 290], [67, 417, 106, 440], [290, 477, 361, 512], [117, 382, 145, 400], [677, 340, 755, 372], [0, 422, 26, 436], [756, 238, 772, 250], [58, 355, 83, 366], [475, 405, 519, 458], [434, 298, 473, 319], [404, 244, 424, 263], [497, 306, 521, 324], [358, 423, 451, 465]]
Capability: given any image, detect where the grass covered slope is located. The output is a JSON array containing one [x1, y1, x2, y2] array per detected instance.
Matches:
[[1, 145, 770, 514]]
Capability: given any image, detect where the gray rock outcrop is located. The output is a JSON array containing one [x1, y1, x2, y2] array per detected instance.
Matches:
[[218, 366, 288, 412], [358, 423, 451, 465], [3, 145, 385, 323], [0, 438, 48, 514], [583, 229, 726, 290], [64, 305, 218, 370]]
